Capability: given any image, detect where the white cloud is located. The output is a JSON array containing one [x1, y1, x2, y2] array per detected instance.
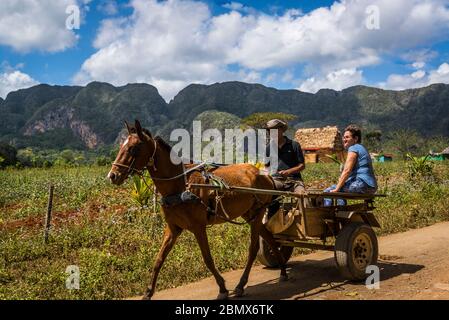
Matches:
[[74, 0, 241, 100], [428, 63, 449, 84], [0, 70, 39, 98], [223, 2, 244, 12], [402, 49, 438, 64], [222, 1, 258, 15], [97, 0, 118, 16], [227, 0, 449, 71], [412, 61, 426, 69], [298, 68, 364, 93], [0, 0, 85, 53], [74, 0, 449, 100], [411, 70, 426, 79], [379, 62, 449, 90]]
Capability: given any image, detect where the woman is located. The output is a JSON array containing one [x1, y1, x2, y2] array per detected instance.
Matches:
[[324, 124, 377, 205]]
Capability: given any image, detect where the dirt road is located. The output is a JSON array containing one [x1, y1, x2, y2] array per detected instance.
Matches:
[[149, 221, 449, 300]]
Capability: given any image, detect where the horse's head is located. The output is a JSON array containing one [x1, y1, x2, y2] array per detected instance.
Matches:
[[108, 120, 155, 185]]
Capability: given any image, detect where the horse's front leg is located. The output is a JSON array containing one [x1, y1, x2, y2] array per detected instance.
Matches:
[[233, 211, 263, 297], [143, 224, 182, 300], [193, 227, 228, 300]]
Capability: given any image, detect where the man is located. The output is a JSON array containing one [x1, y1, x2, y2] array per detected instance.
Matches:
[[265, 119, 307, 217], [265, 119, 306, 193]]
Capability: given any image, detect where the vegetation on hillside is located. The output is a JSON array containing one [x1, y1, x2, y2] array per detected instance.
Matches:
[[241, 112, 297, 129], [193, 110, 241, 132], [2, 81, 449, 151]]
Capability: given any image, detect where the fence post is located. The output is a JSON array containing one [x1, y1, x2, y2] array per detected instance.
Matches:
[[44, 185, 54, 244], [152, 185, 157, 213]]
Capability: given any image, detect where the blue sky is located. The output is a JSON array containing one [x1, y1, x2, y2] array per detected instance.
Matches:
[[1, 0, 449, 100]]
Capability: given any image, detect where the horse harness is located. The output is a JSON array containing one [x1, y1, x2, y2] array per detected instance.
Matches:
[[112, 137, 267, 225], [161, 167, 266, 226]]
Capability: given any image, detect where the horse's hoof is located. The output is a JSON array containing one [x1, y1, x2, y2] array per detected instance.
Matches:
[[216, 291, 229, 300], [279, 274, 289, 282], [233, 287, 244, 297], [142, 291, 153, 300]]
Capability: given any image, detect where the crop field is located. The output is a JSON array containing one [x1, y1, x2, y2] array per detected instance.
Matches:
[[1, 161, 449, 299]]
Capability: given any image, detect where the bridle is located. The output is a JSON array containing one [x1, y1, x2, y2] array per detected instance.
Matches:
[[112, 137, 158, 177]]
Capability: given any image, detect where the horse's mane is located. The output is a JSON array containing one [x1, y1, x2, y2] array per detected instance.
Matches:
[[141, 128, 152, 139], [154, 136, 172, 152], [136, 126, 172, 152]]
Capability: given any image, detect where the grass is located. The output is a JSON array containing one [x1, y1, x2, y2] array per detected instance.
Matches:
[[1, 161, 449, 299]]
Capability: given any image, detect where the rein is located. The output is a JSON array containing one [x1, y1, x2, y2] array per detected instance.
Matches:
[[113, 137, 207, 183], [113, 136, 265, 226]]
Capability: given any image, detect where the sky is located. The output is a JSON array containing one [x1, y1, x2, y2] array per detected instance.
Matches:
[[1, 0, 449, 101]]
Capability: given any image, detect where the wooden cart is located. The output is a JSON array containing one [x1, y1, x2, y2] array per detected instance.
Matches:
[[190, 183, 385, 281]]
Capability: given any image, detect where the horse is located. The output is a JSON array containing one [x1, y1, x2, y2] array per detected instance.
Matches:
[[107, 120, 288, 300]]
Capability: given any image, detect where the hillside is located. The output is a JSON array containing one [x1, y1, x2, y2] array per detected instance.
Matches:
[[0, 82, 168, 149], [169, 82, 449, 136], [1, 81, 448, 150]]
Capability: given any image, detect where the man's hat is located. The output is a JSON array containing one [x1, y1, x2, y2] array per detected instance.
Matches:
[[266, 119, 288, 130]]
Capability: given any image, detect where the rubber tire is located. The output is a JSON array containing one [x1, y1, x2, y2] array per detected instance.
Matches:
[[257, 237, 293, 268], [334, 222, 378, 281]]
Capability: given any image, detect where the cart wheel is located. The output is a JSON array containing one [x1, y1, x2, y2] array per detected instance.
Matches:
[[334, 222, 378, 281], [257, 237, 293, 268]]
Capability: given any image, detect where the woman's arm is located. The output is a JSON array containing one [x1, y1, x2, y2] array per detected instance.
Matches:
[[331, 152, 357, 192]]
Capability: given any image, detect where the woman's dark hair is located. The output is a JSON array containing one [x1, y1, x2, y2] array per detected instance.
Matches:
[[344, 124, 362, 143]]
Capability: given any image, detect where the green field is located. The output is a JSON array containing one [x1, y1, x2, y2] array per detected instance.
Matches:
[[1, 162, 449, 299]]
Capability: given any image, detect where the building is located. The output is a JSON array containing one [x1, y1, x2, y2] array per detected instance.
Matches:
[[295, 126, 345, 163], [429, 147, 449, 161], [372, 153, 393, 162]]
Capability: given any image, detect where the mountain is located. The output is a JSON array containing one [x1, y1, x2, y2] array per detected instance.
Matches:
[[0, 82, 168, 149], [169, 81, 314, 125], [1, 81, 448, 150], [0, 84, 82, 136], [170, 82, 449, 136]]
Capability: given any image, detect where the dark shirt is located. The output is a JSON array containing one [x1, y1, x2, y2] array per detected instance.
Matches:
[[265, 137, 305, 180]]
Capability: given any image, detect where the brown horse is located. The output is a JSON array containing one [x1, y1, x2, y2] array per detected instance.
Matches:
[[108, 120, 288, 299]]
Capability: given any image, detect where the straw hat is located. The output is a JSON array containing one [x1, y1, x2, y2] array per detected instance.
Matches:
[[266, 119, 288, 130]]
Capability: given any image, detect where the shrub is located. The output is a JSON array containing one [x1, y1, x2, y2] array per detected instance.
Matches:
[[95, 156, 109, 166], [0, 143, 17, 168], [130, 172, 153, 209], [406, 153, 433, 180]]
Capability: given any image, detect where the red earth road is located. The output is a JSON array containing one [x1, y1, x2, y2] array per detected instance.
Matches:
[[147, 221, 449, 300]]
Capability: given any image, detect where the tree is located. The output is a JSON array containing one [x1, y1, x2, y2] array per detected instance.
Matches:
[[0, 142, 17, 168], [387, 129, 424, 159], [425, 136, 449, 154], [59, 149, 75, 164], [364, 130, 382, 153], [95, 156, 109, 166]]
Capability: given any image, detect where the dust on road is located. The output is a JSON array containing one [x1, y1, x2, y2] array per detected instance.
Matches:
[[146, 221, 449, 300]]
